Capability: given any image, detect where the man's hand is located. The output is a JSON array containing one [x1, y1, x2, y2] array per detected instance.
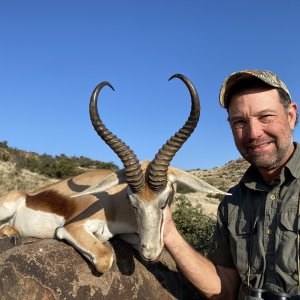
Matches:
[[162, 206, 240, 299], [163, 206, 177, 244]]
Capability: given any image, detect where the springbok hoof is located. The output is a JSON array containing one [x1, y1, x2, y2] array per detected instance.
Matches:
[[0, 225, 21, 245]]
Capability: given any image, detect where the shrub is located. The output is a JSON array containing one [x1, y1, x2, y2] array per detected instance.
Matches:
[[172, 195, 216, 256], [55, 155, 80, 179], [0, 141, 8, 149], [0, 153, 9, 162]]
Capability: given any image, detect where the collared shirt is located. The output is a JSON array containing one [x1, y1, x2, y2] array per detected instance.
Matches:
[[209, 143, 300, 297]]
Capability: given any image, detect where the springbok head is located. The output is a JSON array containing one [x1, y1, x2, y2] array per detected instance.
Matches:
[[76, 74, 227, 262]]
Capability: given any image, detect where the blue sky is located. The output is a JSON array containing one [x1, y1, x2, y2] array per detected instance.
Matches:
[[1, 1, 300, 171]]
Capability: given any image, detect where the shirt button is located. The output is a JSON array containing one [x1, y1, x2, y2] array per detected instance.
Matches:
[[269, 194, 276, 200], [270, 265, 275, 271], [267, 229, 272, 235]]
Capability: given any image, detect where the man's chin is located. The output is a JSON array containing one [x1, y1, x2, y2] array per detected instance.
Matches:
[[248, 156, 280, 170], [244, 153, 277, 169]]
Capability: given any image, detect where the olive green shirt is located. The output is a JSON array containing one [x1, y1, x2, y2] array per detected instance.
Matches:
[[209, 143, 300, 296]]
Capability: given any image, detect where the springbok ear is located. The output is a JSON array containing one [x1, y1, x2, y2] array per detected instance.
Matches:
[[168, 167, 231, 196], [71, 169, 127, 197]]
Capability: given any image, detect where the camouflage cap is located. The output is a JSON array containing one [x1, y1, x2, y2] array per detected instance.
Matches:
[[219, 69, 292, 108]]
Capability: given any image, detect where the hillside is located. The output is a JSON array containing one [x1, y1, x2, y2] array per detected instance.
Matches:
[[0, 161, 58, 195], [190, 158, 250, 192], [186, 158, 249, 217], [0, 140, 119, 195], [0, 141, 250, 218], [0, 140, 118, 179]]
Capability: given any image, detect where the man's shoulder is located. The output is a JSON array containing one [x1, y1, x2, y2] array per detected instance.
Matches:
[[218, 183, 245, 215], [217, 183, 256, 230], [224, 182, 242, 199]]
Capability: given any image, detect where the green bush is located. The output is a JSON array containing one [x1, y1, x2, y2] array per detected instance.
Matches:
[[0, 153, 9, 162], [173, 195, 216, 256], [0, 141, 8, 149]]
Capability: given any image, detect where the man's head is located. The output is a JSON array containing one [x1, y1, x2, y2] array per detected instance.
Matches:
[[219, 69, 298, 179]]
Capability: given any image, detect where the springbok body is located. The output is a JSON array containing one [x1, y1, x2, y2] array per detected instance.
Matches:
[[0, 74, 228, 273]]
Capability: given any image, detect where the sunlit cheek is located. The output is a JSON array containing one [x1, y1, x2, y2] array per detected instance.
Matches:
[[267, 119, 289, 133], [278, 123, 293, 140]]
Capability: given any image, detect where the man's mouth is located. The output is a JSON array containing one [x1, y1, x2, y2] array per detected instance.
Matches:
[[247, 141, 273, 153]]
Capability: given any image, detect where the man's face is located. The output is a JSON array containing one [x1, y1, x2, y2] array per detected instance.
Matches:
[[228, 87, 297, 171]]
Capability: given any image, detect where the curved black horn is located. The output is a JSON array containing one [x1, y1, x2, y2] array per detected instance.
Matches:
[[148, 74, 200, 191], [89, 82, 144, 193]]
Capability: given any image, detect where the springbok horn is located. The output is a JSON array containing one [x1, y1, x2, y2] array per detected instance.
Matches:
[[148, 74, 200, 191], [89, 82, 144, 193]]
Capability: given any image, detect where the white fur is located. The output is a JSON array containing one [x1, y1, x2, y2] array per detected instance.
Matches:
[[14, 205, 64, 238]]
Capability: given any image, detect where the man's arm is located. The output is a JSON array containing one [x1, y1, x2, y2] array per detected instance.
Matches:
[[163, 207, 240, 299]]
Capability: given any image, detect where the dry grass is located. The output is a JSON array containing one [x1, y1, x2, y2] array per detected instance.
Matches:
[[0, 161, 57, 195]]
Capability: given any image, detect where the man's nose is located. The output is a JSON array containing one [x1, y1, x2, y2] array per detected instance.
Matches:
[[246, 119, 263, 140]]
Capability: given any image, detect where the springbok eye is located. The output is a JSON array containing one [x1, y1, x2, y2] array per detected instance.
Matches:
[[131, 201, 138, 210], [128, 195, 138, 209], [160, 199, 169, 210]]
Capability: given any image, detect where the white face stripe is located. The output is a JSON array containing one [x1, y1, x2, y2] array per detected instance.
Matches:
[[128, 183, 172, 261]]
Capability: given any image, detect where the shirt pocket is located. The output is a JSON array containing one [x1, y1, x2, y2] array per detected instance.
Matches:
[[278, 210, 299, 273]]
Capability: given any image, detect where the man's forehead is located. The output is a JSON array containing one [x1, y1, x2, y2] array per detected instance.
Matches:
[[230, 86, 278, 101], [228, 88, 282, 113]]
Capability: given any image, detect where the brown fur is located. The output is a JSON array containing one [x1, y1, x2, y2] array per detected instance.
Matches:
[[26, 190, 77, 220], [136, 184, 158, 201]]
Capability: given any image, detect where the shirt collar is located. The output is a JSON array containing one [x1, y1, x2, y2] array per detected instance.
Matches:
[[285, 142, 300, 179], [241, 142, 300, 191]]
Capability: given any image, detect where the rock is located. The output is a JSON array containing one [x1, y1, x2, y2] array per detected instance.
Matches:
[[0, 237, 202, 300]]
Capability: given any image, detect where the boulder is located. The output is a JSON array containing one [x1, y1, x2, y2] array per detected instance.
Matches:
[[0, 237, 202, 299]]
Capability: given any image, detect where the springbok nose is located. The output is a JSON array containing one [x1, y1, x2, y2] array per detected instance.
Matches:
[[141, 243, 149, 251], [140, 243, 161, 261]]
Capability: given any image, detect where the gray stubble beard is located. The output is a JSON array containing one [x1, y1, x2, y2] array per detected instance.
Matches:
[[242, 134, 294, 171]]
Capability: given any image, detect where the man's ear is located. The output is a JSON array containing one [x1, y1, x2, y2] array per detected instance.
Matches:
[[288, 102, 298, 129]]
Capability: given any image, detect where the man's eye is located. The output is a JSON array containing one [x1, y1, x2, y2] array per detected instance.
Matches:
[[260, 115, 273, 122], [231, 120, 246, 129]]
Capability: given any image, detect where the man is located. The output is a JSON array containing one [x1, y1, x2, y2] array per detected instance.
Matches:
[[163, 70, 299, 299]]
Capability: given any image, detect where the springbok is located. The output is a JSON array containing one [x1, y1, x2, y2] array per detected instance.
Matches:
[[0, 74, 227, 273]]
